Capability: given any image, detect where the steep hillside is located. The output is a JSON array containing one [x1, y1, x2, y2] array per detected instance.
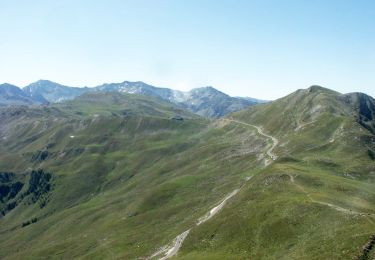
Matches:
[[0, 86, 374, 259]]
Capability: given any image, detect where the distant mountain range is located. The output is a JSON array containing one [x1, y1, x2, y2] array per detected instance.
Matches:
[[0, 80, 267, 118]]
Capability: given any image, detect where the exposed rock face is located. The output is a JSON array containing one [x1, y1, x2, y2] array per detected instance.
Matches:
[[344, 92, 375, 134], [0, 170, 53, 216]]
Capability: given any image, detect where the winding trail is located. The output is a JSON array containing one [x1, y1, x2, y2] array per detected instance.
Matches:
[[227, 119, 278, 161], [295, 120, 317, 132], [148, 120, 279, 259]]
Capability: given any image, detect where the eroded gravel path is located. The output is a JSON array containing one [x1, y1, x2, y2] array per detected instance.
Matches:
[[148, 188, 242, 259], [197, 189, 240, 225]]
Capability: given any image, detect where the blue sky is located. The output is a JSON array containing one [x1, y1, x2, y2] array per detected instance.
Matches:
[[0, 0, 374, 99]]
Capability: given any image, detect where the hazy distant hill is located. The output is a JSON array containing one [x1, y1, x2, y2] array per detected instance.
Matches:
[[0, 83, 38, 106], [23, 80, 88, 103], [95, 82, 259, 117]]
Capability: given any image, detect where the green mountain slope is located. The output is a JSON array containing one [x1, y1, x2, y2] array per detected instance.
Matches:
[[0, 87, 374, 259], [0, 92, 267, 259]]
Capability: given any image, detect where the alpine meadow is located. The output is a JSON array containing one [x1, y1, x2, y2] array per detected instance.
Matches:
[[1, 1, 375, 259]]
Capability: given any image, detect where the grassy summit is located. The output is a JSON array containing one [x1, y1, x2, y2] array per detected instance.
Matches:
[[179, 86, 375, 259]]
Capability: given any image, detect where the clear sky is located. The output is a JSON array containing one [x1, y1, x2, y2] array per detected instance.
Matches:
[[0, 0, 374, 99]]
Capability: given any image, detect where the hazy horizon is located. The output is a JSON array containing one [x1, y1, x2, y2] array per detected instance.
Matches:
[[1, 0, 374, 99]]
